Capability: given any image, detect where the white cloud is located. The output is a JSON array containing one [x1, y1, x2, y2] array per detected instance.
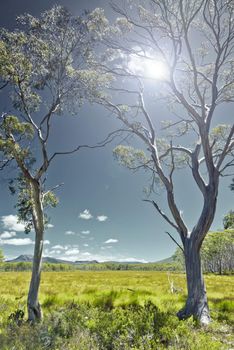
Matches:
[[79, 209, 93, 220], [116, 257, 148, 263], [65, 230, 75, 235], [42, 246, 148, 264], [65, 248, 80, 256], [52, 245, 65, 250], [47, 224, 54, 228], [44, 240, 50, 245], [101, 245, 112, 250], [82, 252, 91, 256], [97, 215, 108, 222], [104, 239, 118, 244], [0, 238, 34, 246], [1, 215, 25, 232], [49, 250, 61, 255], [83, 243, 89, 247], [0, 231, 16, 239], [81, 230, 90, 235]]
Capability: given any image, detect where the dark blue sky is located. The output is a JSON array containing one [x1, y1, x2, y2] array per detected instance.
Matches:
[[0, 0, 233, 262]]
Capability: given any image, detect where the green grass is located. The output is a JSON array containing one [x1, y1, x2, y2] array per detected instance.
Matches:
[[0, 271, 233, 349]]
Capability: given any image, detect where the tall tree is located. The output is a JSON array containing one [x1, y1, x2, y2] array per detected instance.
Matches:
[[173, 229, 234, 274], [201, 230, 234, 274], [0, 6, 112, 322], [99, 0, 234, 324]]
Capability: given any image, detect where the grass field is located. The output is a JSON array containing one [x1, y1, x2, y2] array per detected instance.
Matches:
[[0, 271, 233, 349]]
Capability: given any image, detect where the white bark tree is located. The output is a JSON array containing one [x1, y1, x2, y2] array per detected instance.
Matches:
[[0, 6, 114, 322], [99, 0, 234, 324]]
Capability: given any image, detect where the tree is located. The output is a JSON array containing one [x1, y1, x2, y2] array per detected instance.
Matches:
[[173, 230, 234, 274], [0, 6, 112, 322], [201, 230, 234, 274], [0, 248, 4, 262], [223, 210, 234, 229], [99, 0, 234, 324]]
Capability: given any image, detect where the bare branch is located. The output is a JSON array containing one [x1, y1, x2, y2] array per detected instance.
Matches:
[[143, 199, 179, 231], [216, 125, 234, 170], [0, 158, 13, 171], [48, 129, 128, 164], [42, 182, 64, 198], [0, 81, 8, 90], [165, 231, 184, 253]]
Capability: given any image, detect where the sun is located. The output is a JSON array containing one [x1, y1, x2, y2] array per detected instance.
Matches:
[[128, 54, 168, 80], [144, 59, 168, 80]]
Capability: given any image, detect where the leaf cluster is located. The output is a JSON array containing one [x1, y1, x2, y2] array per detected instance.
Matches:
[[113, 145, 149, 170]]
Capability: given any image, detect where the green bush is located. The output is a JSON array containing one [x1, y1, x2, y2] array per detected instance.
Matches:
[[0, 301, 230, 350]]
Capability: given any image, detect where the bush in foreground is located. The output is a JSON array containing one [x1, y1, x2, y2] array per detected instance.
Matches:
[[0, 301, 232, 350]]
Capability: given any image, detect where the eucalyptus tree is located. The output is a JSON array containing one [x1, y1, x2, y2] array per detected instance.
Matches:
[[99, 0, 234, 324], [223, 210, 234, 229], [201, 230, 234, 274], [0, 6, 112, 322], [173, 229, 234, 274]]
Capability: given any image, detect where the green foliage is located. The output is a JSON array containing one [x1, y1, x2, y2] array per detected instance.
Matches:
[[0, 271, 233, 348], [210, 125, 233, 151], [14, 176, 33, 233], [113, 145, 149, 170], [173, 230, 234, 275], [0, 248, 4, 262], [0, 261, 182, 272], [43, 191, 59, 208], [0, 294, 232, 349], [0, 115, 34, 163], [0, 5, 113, 242], [201, 230, 234, 274], [223, 210, 234, 230]]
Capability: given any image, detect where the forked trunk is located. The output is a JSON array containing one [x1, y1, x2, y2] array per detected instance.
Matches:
[[177, 238, 211, 325], [27, 181, 44, 322]]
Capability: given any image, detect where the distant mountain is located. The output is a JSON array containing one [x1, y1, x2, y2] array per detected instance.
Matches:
[[155, 256, 175, 264], [7, 254, 34, 263], [6, 255, 100, 265], [75, 260, 99, 264], [43, 257, 75, 264], [7, 255, 174, 265], [105, 257, 174, 264]]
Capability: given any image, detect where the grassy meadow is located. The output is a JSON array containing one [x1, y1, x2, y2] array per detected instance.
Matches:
[[0, 271, 233, 349]]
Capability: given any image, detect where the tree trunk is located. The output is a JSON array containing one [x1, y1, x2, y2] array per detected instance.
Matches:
[[177, 238, 211, 325], [27, 181, 44, 322]]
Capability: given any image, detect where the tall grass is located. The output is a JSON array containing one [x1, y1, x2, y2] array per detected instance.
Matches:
[[0, 271, 233, 349]]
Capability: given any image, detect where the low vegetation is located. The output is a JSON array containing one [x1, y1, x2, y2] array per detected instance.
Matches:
[[0, 271, 233, 349], [0, 261, 182, 272]]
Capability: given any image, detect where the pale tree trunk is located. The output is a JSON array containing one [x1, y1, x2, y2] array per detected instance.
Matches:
[[27, 180, 44, 322], [177, 238, 210, 325]]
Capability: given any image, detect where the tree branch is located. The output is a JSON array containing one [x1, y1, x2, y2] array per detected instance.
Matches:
[[143, 199, 179, 231], [48, 129, 128, 164], [165, 231, 184, 253]]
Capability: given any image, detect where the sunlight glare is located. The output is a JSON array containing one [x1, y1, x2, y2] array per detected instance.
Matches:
[[128, 54, 168, 80]]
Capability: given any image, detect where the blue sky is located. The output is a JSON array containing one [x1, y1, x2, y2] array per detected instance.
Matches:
[[0, 0, 233, 262]]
